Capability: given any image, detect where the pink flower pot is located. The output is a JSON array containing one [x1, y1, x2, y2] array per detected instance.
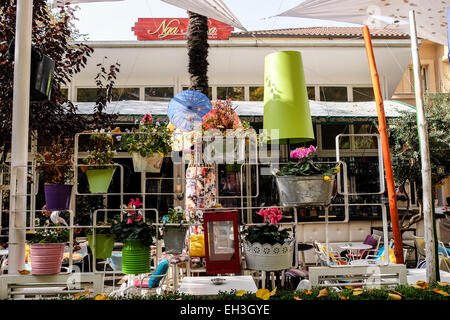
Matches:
[[29, 243, 65, 275]]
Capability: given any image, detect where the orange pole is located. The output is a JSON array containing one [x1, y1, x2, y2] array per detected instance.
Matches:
[[362, 26, 404, 264]]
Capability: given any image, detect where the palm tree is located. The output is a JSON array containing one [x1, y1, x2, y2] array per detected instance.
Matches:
[[187, 11, 209, 96]]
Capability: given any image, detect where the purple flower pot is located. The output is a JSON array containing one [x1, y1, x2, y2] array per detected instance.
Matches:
[[44, 184, 73, 211]]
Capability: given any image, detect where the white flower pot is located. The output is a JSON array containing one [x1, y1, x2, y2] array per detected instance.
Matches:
[[244, 240, 295, 271], [132, 152, 163, 172]]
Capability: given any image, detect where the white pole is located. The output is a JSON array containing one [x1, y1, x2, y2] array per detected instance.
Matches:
[[8, 0, 33, 274], [409, 10, 437, 283]]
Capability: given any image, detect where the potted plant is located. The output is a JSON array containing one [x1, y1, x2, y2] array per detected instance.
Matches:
[[272, 145, 340, 207], [83, 129, 116, 193], [242, 207, 294, 271], [121, 113, 172, 172], [161, 206, 188, 254], [86, 219, 116, 260], [111, 198, 154, 274], [201, 99, 255, 162], [36, 138, 74, 211], [28, 221, 70, 275]]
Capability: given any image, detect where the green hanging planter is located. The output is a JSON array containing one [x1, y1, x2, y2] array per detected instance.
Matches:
[[85, 167, 116, 193], [121, 239, 150, 275], [87, 234, 115, 259]]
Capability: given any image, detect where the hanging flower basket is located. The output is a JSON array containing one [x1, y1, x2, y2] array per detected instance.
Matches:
[[274, 174, 335, 207], [85, 167, 116, 193], [121, 239, 150, 275], [163, 226, 187, 254], [29, 243, 65, 275], [131, 152, 163, 173], [44, 184, 73, 211], [244, 240, 295, 271]]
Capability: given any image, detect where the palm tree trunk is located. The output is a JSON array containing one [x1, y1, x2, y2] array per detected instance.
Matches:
[[187, 11, 209, 96]]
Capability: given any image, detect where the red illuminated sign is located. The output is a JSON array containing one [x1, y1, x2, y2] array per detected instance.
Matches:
[[132, 18, 234, 41]]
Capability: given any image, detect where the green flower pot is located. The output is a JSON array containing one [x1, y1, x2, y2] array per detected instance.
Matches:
[[87, 233, 115, 259], [85, 168, 116, 193], [122, 239, 150, 275]]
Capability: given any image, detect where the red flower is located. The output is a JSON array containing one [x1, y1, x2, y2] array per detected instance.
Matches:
[[129, 197, 143, 208], [126, 218, 133, 224], [142, 114, 153, 124]]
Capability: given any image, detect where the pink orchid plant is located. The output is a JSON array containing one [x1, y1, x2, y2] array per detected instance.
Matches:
[[110, 197, 154, 247], [257, 207, 283, 225], [278, 145, 339, 179], [242, 206, 291, 246]]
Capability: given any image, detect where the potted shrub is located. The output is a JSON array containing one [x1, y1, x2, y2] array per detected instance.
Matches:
[[161, 206, 188, 254], [28, 221, 70, 275], [36, 138, 74, 211], [242, 207, 294, 271], [86, 219, 116, 260], [272, 145, 340, 207], [83, 130, 116, 193], [111, 198, 154, 274], [201, 99, 255, 162], [122, 113, 172, 172]]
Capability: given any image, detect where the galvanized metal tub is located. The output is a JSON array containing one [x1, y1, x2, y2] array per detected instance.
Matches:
[[274, 175, 335, 207]]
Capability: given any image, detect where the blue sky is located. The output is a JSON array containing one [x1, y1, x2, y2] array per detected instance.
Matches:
[[73, 0, 355, 41]]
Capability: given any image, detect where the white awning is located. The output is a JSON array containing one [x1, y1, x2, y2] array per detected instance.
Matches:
[[277, 0, 450, 45], [72, 99, 415, 118]]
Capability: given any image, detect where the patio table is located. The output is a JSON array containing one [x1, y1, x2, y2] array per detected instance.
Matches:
[[340, 243, 372, 261], [178, 275, 257, 296]]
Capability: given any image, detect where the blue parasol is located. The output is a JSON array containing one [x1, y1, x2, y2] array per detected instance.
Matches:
[[167, 90, 212, 131]]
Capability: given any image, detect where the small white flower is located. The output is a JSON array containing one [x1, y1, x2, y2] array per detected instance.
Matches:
[[116, 136, 122, 142]]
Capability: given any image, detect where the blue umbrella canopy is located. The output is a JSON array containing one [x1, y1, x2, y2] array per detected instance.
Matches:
[[167, 90, 212, 131]]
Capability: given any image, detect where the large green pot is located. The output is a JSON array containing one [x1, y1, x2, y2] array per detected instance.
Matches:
[[87, 233, 115, 259], [122, 239, 150, 275], [85, 167, 116, 193]]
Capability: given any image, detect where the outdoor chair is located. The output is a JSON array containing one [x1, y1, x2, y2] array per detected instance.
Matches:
[[109, 258, 169, 298], [312, 241, 348, 266]]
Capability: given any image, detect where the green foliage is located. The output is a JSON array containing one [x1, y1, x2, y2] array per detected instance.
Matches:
[[389, 93, 450, 193], [279, 158, 338, 177], [110, 198, 154, 247], [162, 206, 187, 224], [121, 115, 172, 157], [110, 218, 154, 247], [36, 138, 73, 184], [0, 1, 94, 148], [242, 222, 291, 246], [52, 283, 450, 301], [29, 222, 69, 244], [83, 130, 116, 168], [86, 219, 114, 235]]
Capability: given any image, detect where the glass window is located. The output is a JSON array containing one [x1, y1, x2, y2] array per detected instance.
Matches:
[[112, 88, 140, 101], [353, 87, 374, 102], [76, 88, 103, 102], [217, 86, 244, 101], [408, 66, 428, 92], [354, 124, 378, 149], [145, 87, 174, 101], [60, 88, 68, 99], [319, 86, 348, 102], [307, 86, 315, 100], [321, 124, 350, 149], [249, 86, 264, 101], [182, 86, 212, 100]]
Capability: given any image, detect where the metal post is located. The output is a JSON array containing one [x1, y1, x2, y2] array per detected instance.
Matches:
[[409, 10, 438, 282], [8, 0, 33, 274], [362, 25, 404, 264]]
